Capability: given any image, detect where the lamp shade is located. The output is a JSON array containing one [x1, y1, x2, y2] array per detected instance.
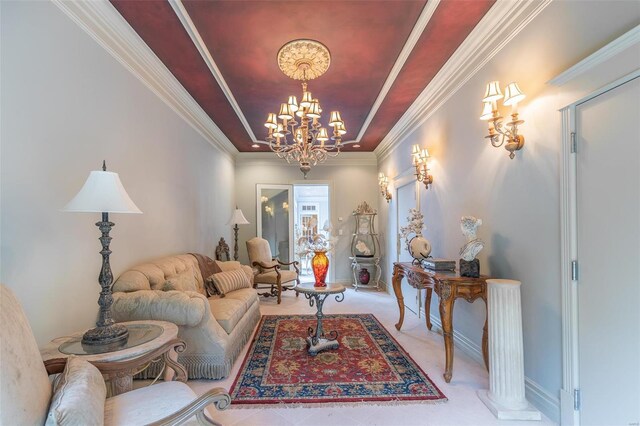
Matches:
[[63, 170, 142, 214], [483, 81, 503, 102], [480, 101, 494, 120], [503, 82, 525, 106], [227, 208, 249, 226]]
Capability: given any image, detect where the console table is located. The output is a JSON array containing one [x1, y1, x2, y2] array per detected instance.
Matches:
[[392, 262, 489, 383]]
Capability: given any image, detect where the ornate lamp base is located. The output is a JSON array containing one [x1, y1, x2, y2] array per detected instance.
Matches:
[[82, 323, 129, 347]]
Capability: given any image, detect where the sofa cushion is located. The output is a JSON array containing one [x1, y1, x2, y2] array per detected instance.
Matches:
[[104, 381, 199, 426], [208, 298, 245, 334], [211, 269, 251, 296], [113, 255, 205, 295], [215, 260, 241, 271], [163, 269, 201, 294], [46, 356, 106, 426], [255, 270, 298, 284], [224, 288, 259, 311]]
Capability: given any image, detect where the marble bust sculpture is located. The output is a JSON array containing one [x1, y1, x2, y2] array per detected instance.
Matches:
[[459, 217, 484, 278]]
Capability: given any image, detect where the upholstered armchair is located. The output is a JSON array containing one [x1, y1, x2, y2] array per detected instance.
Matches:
[[246, 237, 300, 304], [0, 284, 230, 425]]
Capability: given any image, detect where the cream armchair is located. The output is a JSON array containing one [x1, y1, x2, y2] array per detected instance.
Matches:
[[0, 284, 230, 426], [246, 237, 300, 304]]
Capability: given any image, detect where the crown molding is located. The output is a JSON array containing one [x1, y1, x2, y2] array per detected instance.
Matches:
[[548, 24, 640, 86], [235, 152, 378, 167], [168, 0, 259, 143], [375, 0, 552, 162], [52, 0, 238, 159], [355, 0, 441, 142]]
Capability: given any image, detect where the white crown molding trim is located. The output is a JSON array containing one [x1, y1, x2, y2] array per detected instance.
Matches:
[[52, 0, 238, 159], [375, 0, 552, 162], [235, 152, 377, 167], [549, 24, 640, 86], [355, 0, 441, 142], [428, 313, 560, 423], [169, 0, 259, 143]]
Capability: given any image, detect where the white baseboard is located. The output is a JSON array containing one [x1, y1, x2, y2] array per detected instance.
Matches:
[[428, 314, 560, 423]]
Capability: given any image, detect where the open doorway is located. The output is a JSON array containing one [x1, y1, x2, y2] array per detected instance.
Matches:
[[293, 184, 330, 283]]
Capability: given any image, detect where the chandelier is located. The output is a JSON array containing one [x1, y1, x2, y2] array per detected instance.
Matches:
[[264, 39, 346, 178]]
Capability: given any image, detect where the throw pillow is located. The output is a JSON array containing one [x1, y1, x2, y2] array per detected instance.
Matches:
[[211, 260, 254, 288], [162, 268, 200, 293], [46, 356, 106, 426], [211, 269, 251, 296]]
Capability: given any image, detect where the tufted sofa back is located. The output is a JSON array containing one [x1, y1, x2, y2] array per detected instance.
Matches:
[[113, 254, 205, 294]]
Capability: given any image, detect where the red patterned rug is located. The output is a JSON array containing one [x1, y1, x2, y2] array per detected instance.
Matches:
[[229, 314, 447, 407]]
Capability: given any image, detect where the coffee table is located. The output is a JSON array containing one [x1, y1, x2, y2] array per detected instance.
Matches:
[[294, 283, 346, 355]]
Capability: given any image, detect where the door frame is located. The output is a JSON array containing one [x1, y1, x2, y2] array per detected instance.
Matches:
[[292, 182, 334, 282], [559, 69, 640, 425]]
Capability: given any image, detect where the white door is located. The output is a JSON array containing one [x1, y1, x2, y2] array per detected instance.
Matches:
[[396, 181, 420, 315], [575, 76, 640, 425]]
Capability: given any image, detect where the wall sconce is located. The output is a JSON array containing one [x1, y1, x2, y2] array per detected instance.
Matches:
[[411, 144, 434, 190], [378, 172, 392, 203], [282, 202, 289, 210], [480, 81, 525, 159], [260, 195, 269, 203], [264, 205, 274, 216]]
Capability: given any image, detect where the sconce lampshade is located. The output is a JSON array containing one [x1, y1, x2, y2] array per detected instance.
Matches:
[[483, 81, 503, 102], [307, 100, 321, 118], [503, 82, 526, 106], [227, 208, 250, 226], [480, 102, 494, 120], [63, 170, 142, 214]]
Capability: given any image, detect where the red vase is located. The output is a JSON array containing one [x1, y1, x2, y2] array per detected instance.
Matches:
[[312, 251, 329, 287], [358, 268, 371, 285]]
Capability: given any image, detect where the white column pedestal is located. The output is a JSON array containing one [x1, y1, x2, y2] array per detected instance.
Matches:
[[477, 279, 541, 421]]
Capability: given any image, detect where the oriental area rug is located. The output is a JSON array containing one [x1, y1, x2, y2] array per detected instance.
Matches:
[[229, 314, 447, 407]]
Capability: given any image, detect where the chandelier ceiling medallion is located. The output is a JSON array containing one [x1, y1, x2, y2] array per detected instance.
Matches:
[[265, 39, 346, 178]]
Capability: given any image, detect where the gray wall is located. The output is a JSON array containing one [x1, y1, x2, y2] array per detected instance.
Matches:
[[0, 1, 234, 345], [235, 161, 379, 283], [378, 1, 640, 421]]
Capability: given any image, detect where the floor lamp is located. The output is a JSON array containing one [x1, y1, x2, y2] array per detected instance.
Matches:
[[63, 162, 142, 347], [227, 208, 249, 261]]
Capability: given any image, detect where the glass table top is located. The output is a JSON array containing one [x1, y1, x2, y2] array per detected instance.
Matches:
[[59, 324, 164, 356]]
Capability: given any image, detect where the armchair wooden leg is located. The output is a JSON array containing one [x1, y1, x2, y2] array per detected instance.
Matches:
[[277, 279, 282, 304]]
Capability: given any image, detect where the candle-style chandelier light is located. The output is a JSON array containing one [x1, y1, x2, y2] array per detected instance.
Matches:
[[265, 39, 346, 178]]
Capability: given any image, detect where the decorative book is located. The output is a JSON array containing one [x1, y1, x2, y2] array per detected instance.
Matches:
[[421, 258, 456, 271]]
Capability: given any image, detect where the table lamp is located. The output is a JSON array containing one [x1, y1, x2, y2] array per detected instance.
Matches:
[[63, 161, 142, 347], [227, 208, 249, 261]]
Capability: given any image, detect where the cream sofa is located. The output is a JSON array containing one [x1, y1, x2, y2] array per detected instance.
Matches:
[[111, 254, 261, 379]]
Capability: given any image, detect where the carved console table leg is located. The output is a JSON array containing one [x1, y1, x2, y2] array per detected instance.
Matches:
[[437, 283, 455, 383], [424, 288, 433, 330], [392, 266, 405, 330], [478, 279, 540, 420]]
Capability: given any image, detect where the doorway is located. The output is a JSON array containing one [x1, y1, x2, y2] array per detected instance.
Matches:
[[293, 184, 331, 283]]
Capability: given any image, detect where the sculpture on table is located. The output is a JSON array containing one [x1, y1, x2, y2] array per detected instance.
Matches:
[[459, 216, 484, 277], [400, 208, 432, 264]]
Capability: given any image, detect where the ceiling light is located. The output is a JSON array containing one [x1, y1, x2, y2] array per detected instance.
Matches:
[[252, 144, 260, 148], [264, 39, 345, 178]]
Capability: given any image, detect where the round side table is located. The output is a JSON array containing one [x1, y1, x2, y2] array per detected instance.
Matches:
[[294, 283, 346, 356], [41, 320, 187, 396]]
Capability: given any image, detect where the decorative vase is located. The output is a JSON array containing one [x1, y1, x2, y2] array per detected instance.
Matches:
[[358, 268, 371, 285], [312, 250, 329, 287]]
